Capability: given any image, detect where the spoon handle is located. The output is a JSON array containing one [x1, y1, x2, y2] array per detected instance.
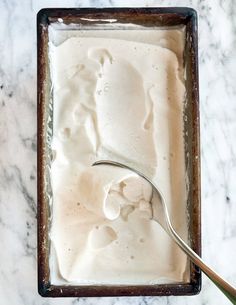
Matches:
[[169, 226, 236, 304]]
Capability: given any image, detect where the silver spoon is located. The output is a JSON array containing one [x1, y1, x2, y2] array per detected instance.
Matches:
[[93, 160, 236, 304]]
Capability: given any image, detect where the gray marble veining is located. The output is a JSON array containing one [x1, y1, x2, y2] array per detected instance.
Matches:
[[0, 0, 236, 304]]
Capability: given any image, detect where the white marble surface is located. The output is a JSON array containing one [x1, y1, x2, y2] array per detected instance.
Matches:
[[0, 0, 236, 304]]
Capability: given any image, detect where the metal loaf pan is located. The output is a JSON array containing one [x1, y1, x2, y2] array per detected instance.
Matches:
[[37, 7, 200, 297]]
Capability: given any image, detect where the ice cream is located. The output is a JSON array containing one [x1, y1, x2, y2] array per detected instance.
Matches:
[[49, 26, 188, 284]]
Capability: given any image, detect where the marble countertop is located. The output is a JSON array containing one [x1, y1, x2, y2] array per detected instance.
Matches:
[[0, 0, 236, 304]]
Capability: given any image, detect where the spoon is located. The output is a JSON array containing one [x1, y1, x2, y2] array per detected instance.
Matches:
[[93, 160, 236, 304]]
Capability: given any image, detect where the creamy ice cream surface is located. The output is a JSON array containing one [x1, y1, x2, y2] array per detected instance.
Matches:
[[49, 25, 188, 284]]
